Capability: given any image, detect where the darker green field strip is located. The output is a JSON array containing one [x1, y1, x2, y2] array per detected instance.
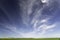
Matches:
[[0, 38, 60, 40]]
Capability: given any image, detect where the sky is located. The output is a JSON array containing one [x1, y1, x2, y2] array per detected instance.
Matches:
[[0, 0, 60, 38]]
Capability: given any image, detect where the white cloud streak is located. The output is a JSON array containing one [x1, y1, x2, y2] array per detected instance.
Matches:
[[0, 0, 59, 38], [20, 18, 56, 38], [18, 0, 58, 38]]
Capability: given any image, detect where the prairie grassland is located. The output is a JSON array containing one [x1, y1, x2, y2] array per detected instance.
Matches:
[[0, 38, 60, 40]]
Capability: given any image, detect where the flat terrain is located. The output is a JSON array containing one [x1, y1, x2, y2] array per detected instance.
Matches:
[[0, 38, 60, 40]]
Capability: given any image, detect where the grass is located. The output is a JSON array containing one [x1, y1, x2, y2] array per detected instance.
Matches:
[[0, 38, 60, 40]]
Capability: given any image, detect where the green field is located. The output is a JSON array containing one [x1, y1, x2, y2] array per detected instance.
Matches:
[[0, 38, 60, 40]]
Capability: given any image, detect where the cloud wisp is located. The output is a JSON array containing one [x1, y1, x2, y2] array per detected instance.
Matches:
[[0, 0, 60, 38], [18, 0, 59, 38]]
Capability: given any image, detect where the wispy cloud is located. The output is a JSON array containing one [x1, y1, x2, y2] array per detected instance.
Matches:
[[0, 0, 59, 38], [21, 21, 56, 38], [18, 0, 58, 38]]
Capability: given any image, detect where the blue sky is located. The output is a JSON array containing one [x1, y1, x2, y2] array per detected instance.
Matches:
[[0, 0, 60, 38]]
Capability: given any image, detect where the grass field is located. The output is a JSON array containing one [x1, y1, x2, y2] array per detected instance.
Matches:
[[0, 38, 60, 40]]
